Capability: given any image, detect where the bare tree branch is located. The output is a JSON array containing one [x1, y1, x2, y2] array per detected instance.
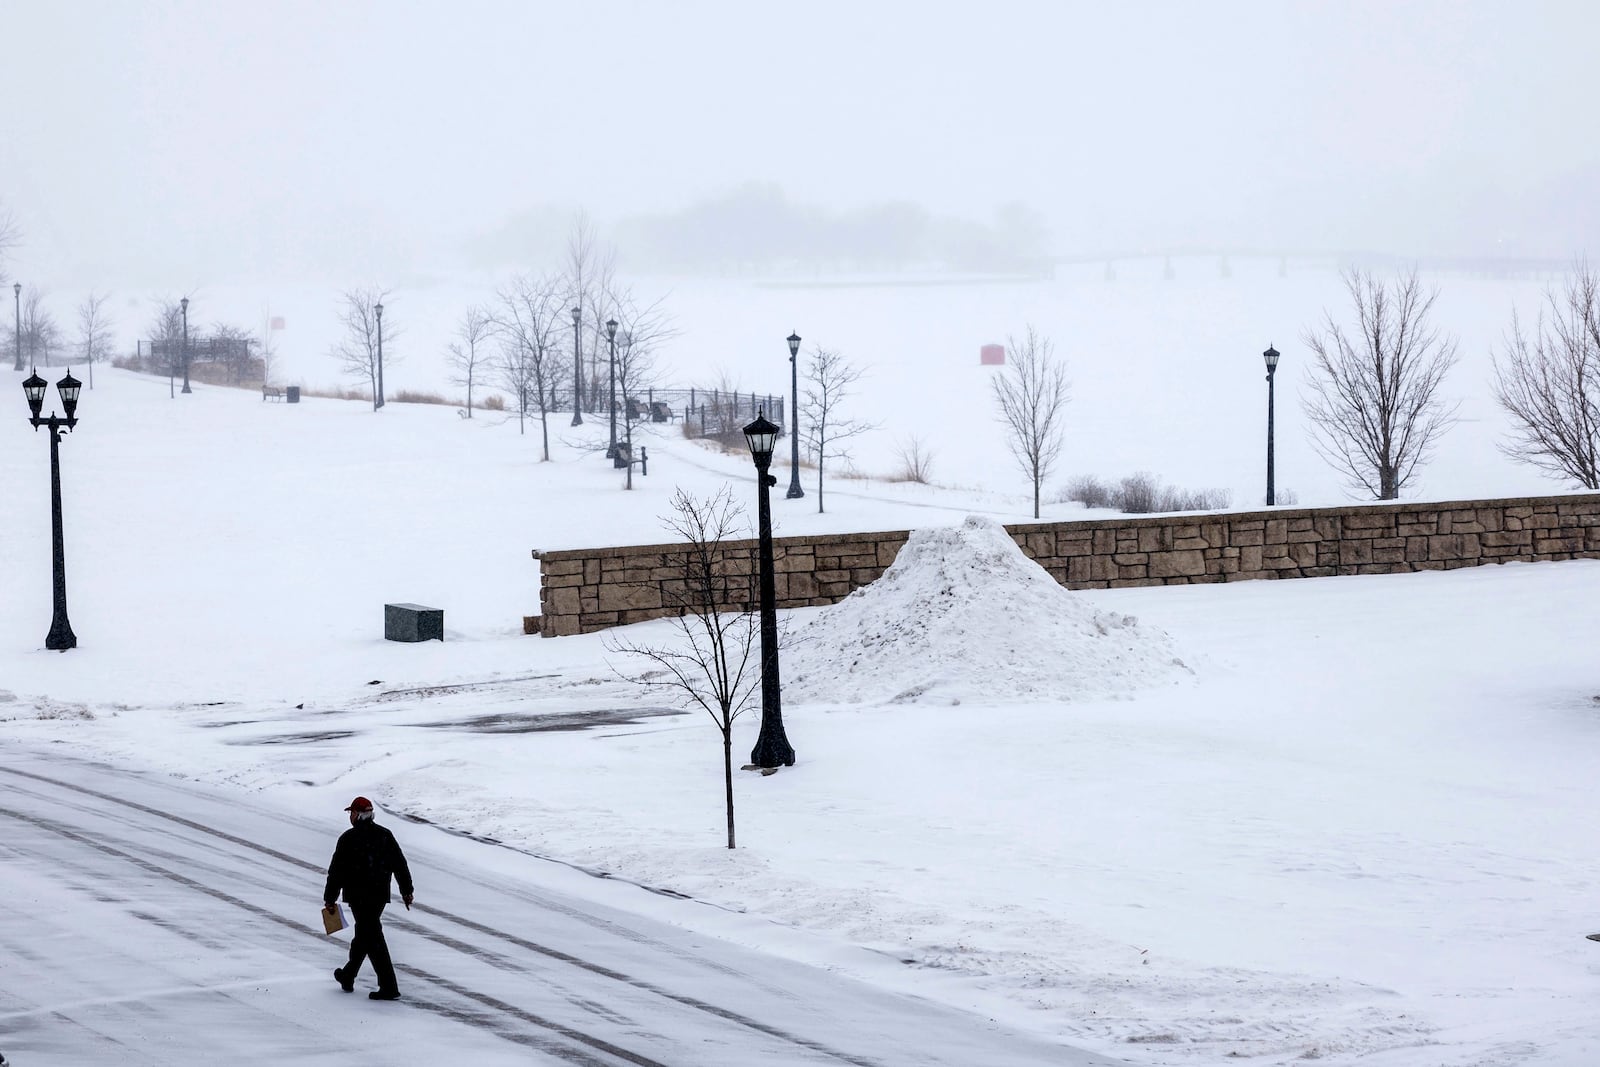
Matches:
[[562, 212, 615, 416], [605, 487, 760, 849], [1301, 268, 1459, 500], [447, 304, 496, 418], [610, 287, 676, 488], [19, 289, 62, 370], [801, 346, 873, 514], [0, 203, 19, 286], [991, 325, 1070, 518], [494, 272, 569, 458], [330, 287, 395, 411], [75, 290, 115, 388], [1492, 262, 1600, 488], [258, 307, 280, 387]]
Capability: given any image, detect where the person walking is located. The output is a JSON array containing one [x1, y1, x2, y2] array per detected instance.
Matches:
[[323, 796, 415, 1001]]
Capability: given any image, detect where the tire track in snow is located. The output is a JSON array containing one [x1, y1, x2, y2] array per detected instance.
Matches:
[[0, 761, 889, 1067]]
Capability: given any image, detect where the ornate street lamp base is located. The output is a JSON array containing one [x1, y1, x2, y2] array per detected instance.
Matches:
[[750, 733, 796, 768], [46, 617, 76, 651], [785, 482, 804, 500]]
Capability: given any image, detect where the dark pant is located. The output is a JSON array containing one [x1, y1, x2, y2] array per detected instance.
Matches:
[[344, 902, 397, 991]]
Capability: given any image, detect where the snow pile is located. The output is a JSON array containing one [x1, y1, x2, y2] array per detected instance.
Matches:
[[784, 515, 1192, 705]]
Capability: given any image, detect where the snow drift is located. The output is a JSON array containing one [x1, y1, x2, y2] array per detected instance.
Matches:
[[784, 515, 1192, 705]]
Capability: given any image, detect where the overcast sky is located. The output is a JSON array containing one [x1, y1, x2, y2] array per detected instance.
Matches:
[[3, 0, 1597, 286]]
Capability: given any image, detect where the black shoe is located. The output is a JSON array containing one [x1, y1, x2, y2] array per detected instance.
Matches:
[[334, 967, 354, 992], [369, 989, 402, 1001]]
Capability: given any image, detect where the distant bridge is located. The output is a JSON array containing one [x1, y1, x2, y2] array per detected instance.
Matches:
[[1053, 248, 1574, 281]]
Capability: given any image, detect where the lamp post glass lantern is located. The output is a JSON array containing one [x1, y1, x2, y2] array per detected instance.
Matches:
[[606, 318, 618, 459], [569, 306, 583, 426], [785, 332, 804, 499], [180, 297, 191, 394], [1263, 343, 1281, 506], [22, 369, 82, 650], [743, 410, 796, 768]]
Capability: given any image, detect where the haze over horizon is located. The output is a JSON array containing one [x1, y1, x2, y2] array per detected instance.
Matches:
[[3, 1, 1598, 289]]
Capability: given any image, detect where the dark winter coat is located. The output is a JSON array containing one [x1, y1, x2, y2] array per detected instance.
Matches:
[[323, 819, 414, 908]]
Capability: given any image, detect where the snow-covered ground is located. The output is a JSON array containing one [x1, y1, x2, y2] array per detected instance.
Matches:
[[3, 263, 1600, 1065], [74, 257, 1559, 510]]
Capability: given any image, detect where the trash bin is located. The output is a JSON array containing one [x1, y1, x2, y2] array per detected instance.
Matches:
[[286, 385, 300, 403]]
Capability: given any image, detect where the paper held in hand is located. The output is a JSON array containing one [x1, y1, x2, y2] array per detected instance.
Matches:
[[321, 903, 347, 935]]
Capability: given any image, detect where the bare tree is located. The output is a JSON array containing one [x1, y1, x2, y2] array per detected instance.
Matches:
[[1491, 265, 1600, 488], [561, 213, 611, 421], [610, 288, 675, 489], [1302, 268, 1459, 500], [891, 434, 936, 483], [447, 304, 495, 417], [496, 272, 570, 458], [75, 290, 116, 389], [20, 289, 62, 369], [331, 287, 394, 411], [991, 325, 1071, 519], [259, 307, 281, 387], [800, 346, 873, 513], [0, 202, 18, 287], [209, 323, 258, 384], [147, 299, 186, 379], [605, 488, 760, 849]]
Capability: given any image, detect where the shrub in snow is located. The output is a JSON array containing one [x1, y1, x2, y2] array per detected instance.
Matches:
[[1061, 472, 1231, 514], [784, 515, 1191, 705]]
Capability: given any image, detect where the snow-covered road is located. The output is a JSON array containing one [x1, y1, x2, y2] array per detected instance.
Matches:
[[0, 748, 1116, 1066]]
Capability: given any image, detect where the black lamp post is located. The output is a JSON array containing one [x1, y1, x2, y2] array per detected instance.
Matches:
[[785, 332, 804, 499], [605, 317, 619, 459], [1263, 343, 1281, 506], [180, 297, 192, 394], [12, 282, 20, 372], [744, 410, 796, 769], [22, 368, 81, 650], [569, 306, 583, 426], [374, 301, 385, 410]]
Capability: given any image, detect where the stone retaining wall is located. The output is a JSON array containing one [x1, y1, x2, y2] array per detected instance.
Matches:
[[533, 493, 1600, 637]]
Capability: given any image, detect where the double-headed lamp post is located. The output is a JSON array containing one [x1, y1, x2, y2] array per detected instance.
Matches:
[[22, 368, 82, 650], [1263, 343, 1281, 506], [570, 306, 583, 426], [605, 318, 619, 459], [12, 282, 21, 371], [743, 410, 796, 769], [179, 297, 192, 394], [375, 301, 385, 410], [785, 332, 804, 499]]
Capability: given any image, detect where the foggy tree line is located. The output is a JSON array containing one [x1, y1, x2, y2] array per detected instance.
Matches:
[[613, 184, 1051, 277]]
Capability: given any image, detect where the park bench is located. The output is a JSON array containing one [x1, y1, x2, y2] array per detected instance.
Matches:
[[649, 401, 676, 423], [262, 385, 284, 401]]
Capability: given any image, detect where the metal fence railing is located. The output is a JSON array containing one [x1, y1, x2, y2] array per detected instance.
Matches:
[[637, 387, 787, 440]]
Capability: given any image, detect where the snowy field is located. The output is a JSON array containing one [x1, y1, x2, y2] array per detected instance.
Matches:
[[3, 263, 1600, 1065]]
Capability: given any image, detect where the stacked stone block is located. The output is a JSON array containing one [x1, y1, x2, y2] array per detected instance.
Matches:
[[534, 495, 1600, 636]]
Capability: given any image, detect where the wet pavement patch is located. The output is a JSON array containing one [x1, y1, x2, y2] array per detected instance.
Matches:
[[410, 707, 684, 734], [228, 730, 358, 745]]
